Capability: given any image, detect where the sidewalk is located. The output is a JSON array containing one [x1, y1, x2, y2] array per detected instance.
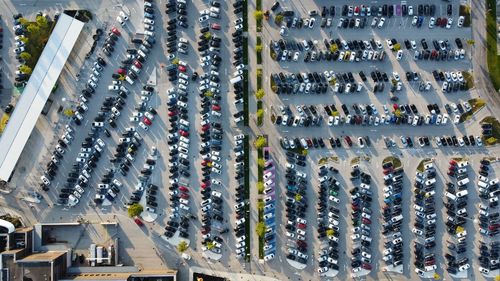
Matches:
[[189, 266, 281, 281]]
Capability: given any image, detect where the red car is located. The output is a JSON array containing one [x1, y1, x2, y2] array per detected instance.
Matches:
[[449, 160, 457, 165], [362, 218, 371, 224], [134, 217, 143, 226], [201, 124, 210, 131], [118, 68, 126, 75], [111, 27, 121, 36], [201, 228, 210, 235], [143, 117, 152, 125], [212, 105, 221, 111], [179, 130, 189, 137], [168, 111, 176, 116], [344, 136, 353, 147], [296, 240, 307, 248], [179, 186, 189, 192], [178, 65, 186, 72], [211, 23, 221, 30], [201, 183, 209, 189], [133, 60, 142, 68], [180, 193, 190, 199], [447, 171, 455, 177], [297, 223, 306, 229], [392, 103, 399, 110], [361, 263, 372, 270], [201, 160, 211, 166]]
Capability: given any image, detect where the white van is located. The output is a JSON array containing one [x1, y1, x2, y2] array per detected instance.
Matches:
[[425, 178, 436, 186], [457, 178, 470, 186], [456, 190, 468, 197], [445, 192, 457, 201], [391, 214, 403, 223], [478, 180, 490, 189], [230, 76, 243, 84]]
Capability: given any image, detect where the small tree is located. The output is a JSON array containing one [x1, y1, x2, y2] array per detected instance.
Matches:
[[256, 222, 266, 237], [204, 91, 213, 98], [20, 52, 31, 60], [203, 32, 212, 40], [206, 241, 215, 250], [257, 182, 264, 193], [255, 136, 267, 149], [256, 69, 263, 78], [19, 18, 30, 26], [19, 65, 32, 74], [127, 203, 143, 217], [255, 89, 265, 100], [63, 109, 74, 117], [254, 10, 264, 21], [326, 229, 335, 236], [257, 109, 264, 119], [257, 158, 265, 167], [177, 241, 188, 252], [256, 44, 263, 53], [36, 15, 49, 28], [329, 44, 338, 53], [172, 58, 180, 65], [393, 43, 401, 51], [27, 24, 40, 34], [20, 37, 29, 44], [295, 194, 302, 202], [274, 14, 284, 25], [466, 39, 475, 46]]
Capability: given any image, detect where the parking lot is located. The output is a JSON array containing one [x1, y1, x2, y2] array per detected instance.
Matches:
[[0, 0, 499, 280]]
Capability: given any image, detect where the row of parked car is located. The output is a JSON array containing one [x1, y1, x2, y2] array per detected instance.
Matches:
[[261, 147, 276, 261], [444, 159, 471, 275], [380, 161, 405, 272], [163, 0, 194, 242], [413, 162, 439, 277], [283, 152, 309, 266], [475, 159, 500, 275], [349, 165, 374, 275], [316, 165, 341, 276], [231, 134, 247, 258]]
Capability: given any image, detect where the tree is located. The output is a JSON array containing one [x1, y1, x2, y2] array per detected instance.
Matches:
[[206, 241, 215, 250], [36, 15, 49, 28], [329, 44, 338, 53], [393, 43, 401, 51], [394, 109, 402, 117], [127, 203, 143, 217], [63, 109, 74, 117], [295, 194, 302, 202], [204, 91, 213, 97], [256, 44, 263, 53], [257, 109, 264, 119], [177, 241, 188, 252], [466, 39, 475, 46], [19, 18, 30, 26], [27, 24, 40, 34], [254, 10, 264, 21], [257, 69, 263, 78], [274, 14, 284, 25], [255, 89, 265, 100], [326, 229, 334, 237], [256, 222, 266, 237], [254, 136, 267, 149], [172, 58, 180, 65], [20, 37, 29, 43], [20, 52, 31, 60], [19, 65, 32, 74], [257, 182, 264, 193], [203, 32, 211, 40], [257, 158, 265, 167]]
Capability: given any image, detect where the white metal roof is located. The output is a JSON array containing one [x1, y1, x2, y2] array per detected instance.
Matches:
[[0, 14, 85, 181]]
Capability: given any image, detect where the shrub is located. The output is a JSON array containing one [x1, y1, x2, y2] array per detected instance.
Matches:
[[127, 203, 143, 217], [329, 44, 338, 53], [255, 136, 267, 148], [256, 44, 263, 53], [256, 222, 266, 237], [255, 89, 265, 100], [177, 241, 188, 252], [254, 10, 264, 21], [257, 181, 264, 193], [274, 14, 284, 25]]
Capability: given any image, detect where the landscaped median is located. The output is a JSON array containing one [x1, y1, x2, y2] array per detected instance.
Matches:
[[459, 4, 471, 27], [255, 69, 265, 126], [459, 98, 486, 122], [243, 135, 251, 261], [255, 136, 267, 260], [242, 0, 249, 126], [480, 116, 500, 145], [486, 0, 500, 90]]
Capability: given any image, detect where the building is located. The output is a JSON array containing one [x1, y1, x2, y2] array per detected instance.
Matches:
[[0, 13, 85, 182], [0, 223, 177, 281]]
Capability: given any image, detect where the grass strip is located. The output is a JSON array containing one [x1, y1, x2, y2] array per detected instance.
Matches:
[[256, 36, 262, 64], [486, 0, 500, 90], [257, 199, 264, 259], [244, 135, 251, 261]]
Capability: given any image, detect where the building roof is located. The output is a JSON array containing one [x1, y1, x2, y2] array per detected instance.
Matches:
[[0, 14, 85, 181], [0, 219, 15, 234], [18, 251, 66, 262]]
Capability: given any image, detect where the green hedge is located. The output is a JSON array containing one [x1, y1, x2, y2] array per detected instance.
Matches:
[[486, 0, 500, 90], [243, 136, 251, 260]]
